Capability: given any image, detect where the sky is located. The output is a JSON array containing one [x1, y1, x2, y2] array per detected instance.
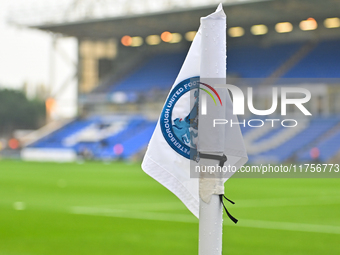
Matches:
[[0, 0, 77, 118]]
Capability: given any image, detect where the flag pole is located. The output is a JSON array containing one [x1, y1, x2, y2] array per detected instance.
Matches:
[[199, 185, 224, 254], [198, 3, 226, 255]]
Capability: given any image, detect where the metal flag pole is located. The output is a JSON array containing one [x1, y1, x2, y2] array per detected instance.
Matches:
[[199, 191, 224, 254], [198, 3, 227, 255]]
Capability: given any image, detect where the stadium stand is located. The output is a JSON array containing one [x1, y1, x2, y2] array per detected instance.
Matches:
[[104, 39, 340, 101], [227, 42, 303, 78], [106, 41, 304, 95], [298, 121, 340, 162], [28, 115, 157, 160], [26, 39, 340, 162], [251, 117, 340, 162], [109, 52, 185, 93], [283, 39, 340, 78], [30, 119, 95, 149], [119, 122, 156, 158], [253, 126, 283, 143]]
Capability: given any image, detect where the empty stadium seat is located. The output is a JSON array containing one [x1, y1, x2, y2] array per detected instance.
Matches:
[[252, 117, 339, 162], [28, 115, 157, 160], [283, 40, 340, 78], [228, 42, 302, 78], [110, 52, 186, 93]]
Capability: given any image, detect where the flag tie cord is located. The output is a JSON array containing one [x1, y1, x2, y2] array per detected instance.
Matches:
[[219, 195, 238, 224], [198, 152, 238, 224]]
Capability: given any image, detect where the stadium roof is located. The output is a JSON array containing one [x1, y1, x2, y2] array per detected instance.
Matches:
[[30, 0, 340, 39]]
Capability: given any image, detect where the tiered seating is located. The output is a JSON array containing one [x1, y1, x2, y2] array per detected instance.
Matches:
[[107, 42, 305, 94], [120, 122, 157, 158], [90, 118, 156, 159], [283, 40, 340, 78], [298, 122, 340, 162], [253, 127, 283, 143], [316, 130, 340, 161], [31, 39, 340, 162], [30, 119, 95, 148], [101, 118, 146, 146], [104, 39, 340, 96], [29, 115, 157, 160], [252, 117, 339, 162], [228, 42, 302, 78], [110, 52, 185, 93]]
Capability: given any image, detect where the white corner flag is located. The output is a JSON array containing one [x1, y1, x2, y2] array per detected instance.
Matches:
[[142, 4, 247, 219]]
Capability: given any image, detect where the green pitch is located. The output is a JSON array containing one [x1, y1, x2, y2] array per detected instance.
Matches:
[[0, 160, 339, 255]]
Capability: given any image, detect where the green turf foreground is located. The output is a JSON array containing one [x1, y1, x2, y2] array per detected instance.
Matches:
[[0, 159, 339, 255]]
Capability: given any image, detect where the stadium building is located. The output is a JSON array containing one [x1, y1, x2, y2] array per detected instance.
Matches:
[[13, 0, 340, 163]]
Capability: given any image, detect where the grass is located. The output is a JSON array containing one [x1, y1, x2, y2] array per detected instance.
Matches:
[[0, 159, 340, 254]]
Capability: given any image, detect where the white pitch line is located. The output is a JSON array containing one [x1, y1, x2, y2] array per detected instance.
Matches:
[[235, 195, 340, 208], [91, 202, 185, 211], [71, 206, 197, 223], [237, 219, 340, 235], [70, 206, 340, 235], [79, 195, 340, 212]]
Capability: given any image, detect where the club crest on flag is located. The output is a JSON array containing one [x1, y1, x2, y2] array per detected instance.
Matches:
[[160, 76, 225, 159], [160, 77, 199, 159]]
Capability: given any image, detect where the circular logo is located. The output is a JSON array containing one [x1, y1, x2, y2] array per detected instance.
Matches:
[[160, 77, 199, 159]]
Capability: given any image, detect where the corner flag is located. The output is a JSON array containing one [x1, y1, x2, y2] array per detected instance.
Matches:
[[142, 4, 247, 219]]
